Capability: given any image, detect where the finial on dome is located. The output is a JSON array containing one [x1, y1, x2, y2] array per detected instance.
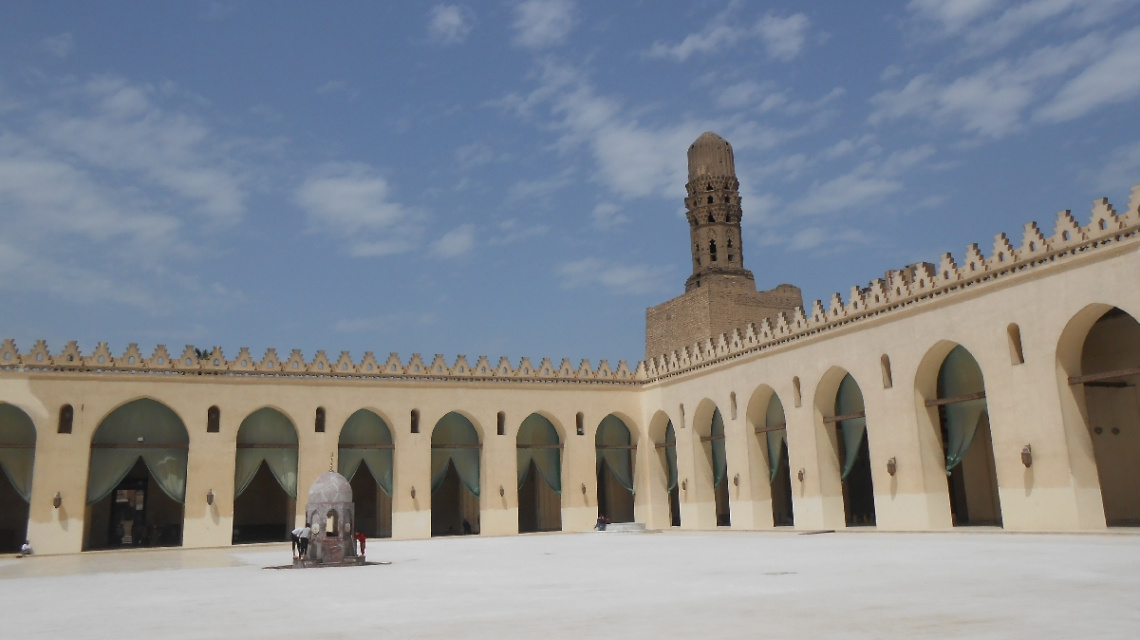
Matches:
[[687, 132, 735, 180]]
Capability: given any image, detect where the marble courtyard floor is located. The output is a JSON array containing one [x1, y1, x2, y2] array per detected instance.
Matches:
[[1, 529, 1138, 638]]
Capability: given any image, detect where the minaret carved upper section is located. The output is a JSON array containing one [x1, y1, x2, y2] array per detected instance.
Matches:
[[684, 132, 754, 292]]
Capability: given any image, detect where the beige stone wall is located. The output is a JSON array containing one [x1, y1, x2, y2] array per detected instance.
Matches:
[[646, 278, 801, 359]]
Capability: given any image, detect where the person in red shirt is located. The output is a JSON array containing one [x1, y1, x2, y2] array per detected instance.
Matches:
[[354, 531, 366, 557]]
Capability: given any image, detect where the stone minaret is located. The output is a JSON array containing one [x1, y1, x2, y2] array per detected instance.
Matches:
[[645, 131, 802, 359], [683, 132, 755, 292]]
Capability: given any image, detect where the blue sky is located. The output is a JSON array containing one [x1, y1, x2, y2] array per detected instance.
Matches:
[[2, 0, 1139, 367]]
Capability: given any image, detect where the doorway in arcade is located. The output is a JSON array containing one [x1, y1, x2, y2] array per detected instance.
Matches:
[[84, 399, 188, 550], [431, 412, 481, 536], [338, 409, 394, 538], [516, 413, 562, 533], [232, 408, 298, 544], [0, 403, 35, 552], [596, 415, 635, 523]]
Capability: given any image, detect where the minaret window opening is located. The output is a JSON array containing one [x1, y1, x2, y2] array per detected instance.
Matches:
[[727, 238, 733, 248], [709, 239, 718, 262], [707, 196, 713, 204], [707, 213, 714, 223]]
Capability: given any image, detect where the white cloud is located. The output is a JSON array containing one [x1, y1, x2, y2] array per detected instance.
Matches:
[[591, 202, 628, 229], [489, 219, 549, 245], [42, 33, 74, 58], [335, 312, 437, 333], [870, 32, 1108, 137], [1092, 139, 1140, 195], [909, 0, 1135, 54], [430, 224, 476, 258], [556, 258, 671, 295], [907, 0, 1003, 34], [788, 146, 935, 216], [507, 167, 575, 201], [0, 75, 254, 311], [316, 80, 352, 95], [512, 0, 575, 49], [1035, 27, 1140, 122], [788, 226, 875, 252], [646, 9, 810, 62], [428, 5, 475, 45], [295, 163, 422, 257], [39, 76, 247, 221]]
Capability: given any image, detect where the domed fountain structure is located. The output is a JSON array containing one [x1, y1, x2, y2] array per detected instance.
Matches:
[[303, 470, 358, 565]]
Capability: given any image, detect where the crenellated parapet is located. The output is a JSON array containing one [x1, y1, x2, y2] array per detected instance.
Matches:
[[0, 339, 642, 385], [643, 185, 1140, 382]]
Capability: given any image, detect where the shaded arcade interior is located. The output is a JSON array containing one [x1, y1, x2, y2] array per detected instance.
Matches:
[[833, 375, 876, 527], [338, 409, 394, 538], [516, 414, 562, 533], [84, 399, 188, 550], [431, 412, 481, 536], [1079, 307, 1140, 526], [0, 403, 34, 552], [232, 408, 297, 544], [596, 415, 635, 523]]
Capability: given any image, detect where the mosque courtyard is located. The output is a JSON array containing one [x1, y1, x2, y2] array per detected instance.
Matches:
[[1, 529, 1138, 638]]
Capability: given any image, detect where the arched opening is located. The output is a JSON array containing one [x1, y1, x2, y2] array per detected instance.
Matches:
[[701, 408, 731, 526], [516, 413, 562, 533], [431, 412, 480, 536], [831, 375, 876, 526], [1073, 307, 1140, 525], [654, 420, 681, 527], [338, 409, 393, 539], [233, 408, 297, 544], [757, 393, 793, 526], [595, 414, 635, 523], [84, 399, 188, 550], [931, 346, 1002, 526], [0, 403, 35, 552]]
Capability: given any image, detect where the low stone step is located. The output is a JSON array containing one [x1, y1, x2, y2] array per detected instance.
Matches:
[[597, 522, 646, 533]]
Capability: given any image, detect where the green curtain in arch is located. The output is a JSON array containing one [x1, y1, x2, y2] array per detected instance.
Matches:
[[765, 395, 787, 483], [836, 374, 867, 481], [338, 410, 394, 496], [517, 414, 561, 494], [939, 346, 989, 473], [431, 412, 480, 497], [0, 404, 36, 502], [235, 407, 298, 499], [87, 399, 190, 504], [665, 422, 678, 492], [711, 408, 728, 487], [595, 415, 634, 494]]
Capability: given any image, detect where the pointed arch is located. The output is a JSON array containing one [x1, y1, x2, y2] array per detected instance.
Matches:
[[85, 398, 189, 550], [0, 402, 35, 552]]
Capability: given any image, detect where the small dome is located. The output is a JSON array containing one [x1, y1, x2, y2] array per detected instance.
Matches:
[[687, 131, 735, 180], [307, 471, 353, 505]]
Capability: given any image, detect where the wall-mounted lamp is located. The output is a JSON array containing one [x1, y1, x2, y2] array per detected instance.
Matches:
[[580, 483, 587, 495], [499, 485, 505, 497], [1112, 427, 1121, 435], [410, 486, 416, 499], [52, 492, 62, 509], [797, 468, 805, 482], [1094, 426, 1104, 435], [1021, 445, 1033, 468], [733, 473, 740, 487], [206, 489, 215, 506], [886, 457, 897, 476], [681, 479, 688, 491]]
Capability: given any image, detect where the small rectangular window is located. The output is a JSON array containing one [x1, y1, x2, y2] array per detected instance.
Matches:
[[497, 411, 506, 436], [411, 409, 420, 434], [207, 406, 221, 433]]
